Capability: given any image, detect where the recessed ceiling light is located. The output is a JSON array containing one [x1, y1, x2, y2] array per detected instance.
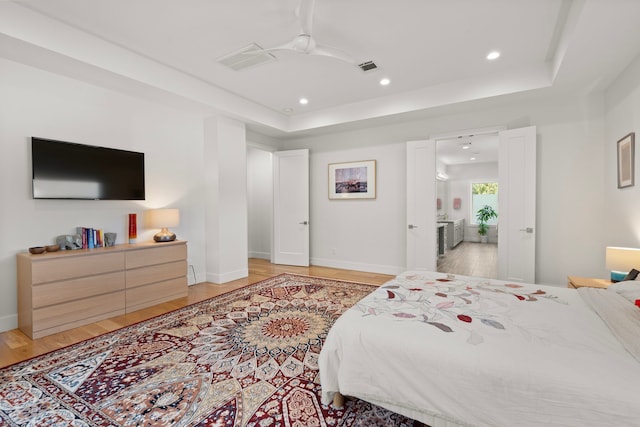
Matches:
[[470, 157, 476, 161], [299, 98, 309, 105], [487, 51, 500, 60], [380, 77, 390, 86], [462, 145, 470, 150]]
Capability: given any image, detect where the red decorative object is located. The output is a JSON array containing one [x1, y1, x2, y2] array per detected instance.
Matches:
[[635, 299, 640, 308], [453, 198, 461, 209], [128, 213, 137, 244], [437, 198, 442, 209]]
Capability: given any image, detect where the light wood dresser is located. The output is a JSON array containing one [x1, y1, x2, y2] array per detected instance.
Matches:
[[17, 240, 187, 339]]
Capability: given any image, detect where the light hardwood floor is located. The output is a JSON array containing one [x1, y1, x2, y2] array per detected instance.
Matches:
[[0, 259, 394, 369], [437, 242, 498, 278]]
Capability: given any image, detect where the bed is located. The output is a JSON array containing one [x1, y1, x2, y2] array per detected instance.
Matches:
[[318, 271, 640, 427]]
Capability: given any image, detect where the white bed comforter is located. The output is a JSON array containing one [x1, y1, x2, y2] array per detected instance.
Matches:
[[319, 271, 640, 427]]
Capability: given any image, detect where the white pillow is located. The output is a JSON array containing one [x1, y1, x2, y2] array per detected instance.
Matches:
[[608, 280, 640, 304]]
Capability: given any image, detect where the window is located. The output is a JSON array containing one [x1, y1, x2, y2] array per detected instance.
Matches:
[[471, 182, 498, 224]]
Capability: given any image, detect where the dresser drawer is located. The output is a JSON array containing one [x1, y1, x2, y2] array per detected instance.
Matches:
[[31, 252, 125, 284], [32, 271, 125, 309], [126, 277, 187, 312], [18, 241, 187, 339], [126, 260, 186, 288], [125, 243, 187, 269], [32, 290, 125, 338]]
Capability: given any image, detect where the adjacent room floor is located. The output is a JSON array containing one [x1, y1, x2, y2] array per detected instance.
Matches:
[[437, 241, 498, 279]]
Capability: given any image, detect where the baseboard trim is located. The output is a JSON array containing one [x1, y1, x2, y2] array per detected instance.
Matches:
[[206, 268, 248, 284], [0, 314, 17, 334], [248, 251, 271, 260], [310, 257, 404, 276]]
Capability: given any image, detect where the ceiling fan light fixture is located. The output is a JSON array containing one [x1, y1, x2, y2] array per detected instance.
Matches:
[[242, 0, 356, 65], [292, 34, 314, 52]]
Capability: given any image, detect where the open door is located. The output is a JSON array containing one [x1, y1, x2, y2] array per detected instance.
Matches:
[[273, 149, 310, 266], [406, 140, 437, 270], [498, 126, 536, 283], [406, 128, 536, 281]]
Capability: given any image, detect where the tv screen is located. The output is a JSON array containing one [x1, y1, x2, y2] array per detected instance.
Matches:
[[31, 137, 145, 200]]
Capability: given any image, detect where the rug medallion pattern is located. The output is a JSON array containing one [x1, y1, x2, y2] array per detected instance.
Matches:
[[0, 274, 418, 426]]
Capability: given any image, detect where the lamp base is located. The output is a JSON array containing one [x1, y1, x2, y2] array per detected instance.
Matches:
[[610, 271, 627, 283], [154, 228, 176, 242]]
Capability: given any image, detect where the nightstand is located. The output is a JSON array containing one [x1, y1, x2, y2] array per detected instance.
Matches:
[[567, 276, 612, 289]]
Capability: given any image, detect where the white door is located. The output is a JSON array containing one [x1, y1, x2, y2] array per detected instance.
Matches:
[[498, 126, 537, 283], [273, 149, 310, 266], [406, 140, 437, 270]]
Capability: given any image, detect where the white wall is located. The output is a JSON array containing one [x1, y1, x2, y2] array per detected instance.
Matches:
[[281, 92, 607, 285], [605, 53, 640, 247], [247, 146, 273, 260], [203, 116, 248, 283], [310, 144, 406, 275], [0, 58, 207, 331]]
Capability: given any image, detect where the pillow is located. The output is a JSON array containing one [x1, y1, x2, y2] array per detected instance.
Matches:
[[608, 280, 640, 304]]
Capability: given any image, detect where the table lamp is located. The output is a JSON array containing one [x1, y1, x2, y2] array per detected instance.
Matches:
[[605, 246, 640, 282], [148, 208, 180, 242]]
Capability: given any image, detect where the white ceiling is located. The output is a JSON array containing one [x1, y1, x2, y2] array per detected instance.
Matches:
[[2, 0, 640, 138], [437, 134, 499, 166]]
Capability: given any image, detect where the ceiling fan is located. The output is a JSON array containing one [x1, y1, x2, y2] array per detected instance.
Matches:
[[250, 0, 356, 64]]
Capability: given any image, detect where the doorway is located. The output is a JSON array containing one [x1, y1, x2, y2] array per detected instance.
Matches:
[[435, 133, 499, 278], [247, 145, 310, 267], [406, 126, 536, 283]]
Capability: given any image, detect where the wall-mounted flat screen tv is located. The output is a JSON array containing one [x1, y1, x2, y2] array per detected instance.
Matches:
[[32, 137, 145, 200]]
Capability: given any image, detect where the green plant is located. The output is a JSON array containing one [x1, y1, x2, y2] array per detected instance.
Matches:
[[476, 205, 498, 236]]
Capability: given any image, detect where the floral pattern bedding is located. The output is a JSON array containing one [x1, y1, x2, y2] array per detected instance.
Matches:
[[360, 273, 570, 345], [319, 271, 640, 427]]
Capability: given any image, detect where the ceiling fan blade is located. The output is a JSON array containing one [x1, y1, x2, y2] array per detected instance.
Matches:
[[297, 0, 315, 35], [310, 44, 356, 64], [241, 40, 297, 55]]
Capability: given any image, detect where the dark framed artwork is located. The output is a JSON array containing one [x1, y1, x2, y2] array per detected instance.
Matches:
[[617, 132, 635, 189]]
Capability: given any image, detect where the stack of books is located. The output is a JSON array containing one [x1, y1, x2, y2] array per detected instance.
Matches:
[[76, 227, 105, 249]]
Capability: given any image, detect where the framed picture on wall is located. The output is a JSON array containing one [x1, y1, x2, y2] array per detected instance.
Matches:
[[617, 132, 635, 189], [328, 160, 376, 199]]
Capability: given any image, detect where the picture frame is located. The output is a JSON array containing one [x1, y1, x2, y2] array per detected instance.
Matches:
[[328, 160, 376, 199], [617, 132, 635, 189]]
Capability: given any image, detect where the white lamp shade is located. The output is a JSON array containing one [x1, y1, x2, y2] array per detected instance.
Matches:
[[148, 208, 180, 229], [605, 246, 640, 272]]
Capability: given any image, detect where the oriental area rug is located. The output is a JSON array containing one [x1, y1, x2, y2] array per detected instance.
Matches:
[[0, 273, 419, 427]]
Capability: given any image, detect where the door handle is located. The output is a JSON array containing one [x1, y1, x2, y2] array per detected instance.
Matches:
[[299, 221, 308, 225], [519, 227, 533, 233], [408, 224, 418, 229]]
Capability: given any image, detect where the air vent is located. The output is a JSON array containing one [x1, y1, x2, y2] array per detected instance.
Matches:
[[358, 60, 378, 72], [218, 43, 276, 71]]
